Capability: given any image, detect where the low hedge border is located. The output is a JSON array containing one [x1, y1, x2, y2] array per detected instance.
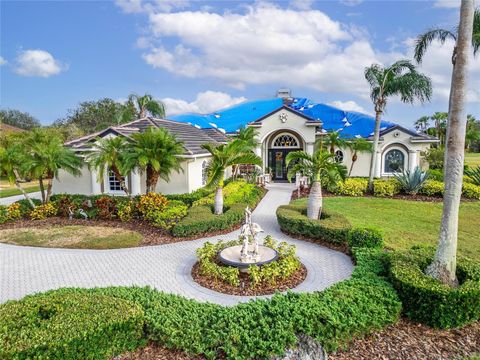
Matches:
[[388, 247, 480, 329], [276, 204, 352, 245], [0, 248, 400, 360], [0, 290, 145, 359]]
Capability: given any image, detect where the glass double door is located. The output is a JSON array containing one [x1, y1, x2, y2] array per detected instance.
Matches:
[[268, 149, 299, 181]]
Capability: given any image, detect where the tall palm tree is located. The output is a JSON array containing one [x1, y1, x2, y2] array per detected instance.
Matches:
[[414, 115, 431, 132], [202, 140, 262, 215], [286, 149, 347, 220], [123, 127, 183, 193], [346, 138, 373, 176], [85, 136, 130, 196], [128, 94, 165, 118], [232, 126, 260, 178], [426, 0, 475, 286], [0, 143, 36, 208], [430, 112, 448, 146], [24, 133, 82, 203], [414, 8, 479, 65], [364, 60, 432, 191], [321, 131, 347, 155]]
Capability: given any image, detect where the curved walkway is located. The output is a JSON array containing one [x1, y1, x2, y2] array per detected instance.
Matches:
[[0, 183, 353, 306]]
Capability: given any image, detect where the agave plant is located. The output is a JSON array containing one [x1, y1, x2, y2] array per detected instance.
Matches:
[[394, 166, 430, 195], [465, 165, 480, 186]]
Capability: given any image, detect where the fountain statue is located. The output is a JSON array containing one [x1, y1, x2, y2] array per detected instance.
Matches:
[[217, 206, 278, 270]]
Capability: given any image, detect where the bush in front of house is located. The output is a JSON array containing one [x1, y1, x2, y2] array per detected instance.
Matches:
[[462, 182, 480, 199], [388, 247, 480, 329], [29, 202, 57, 220], [276, 203, 351, 245], [192, 180, 264, 207], [165, 187, 213, 207], [334, 178, 368, 197], [147, 200, 188, 230], [419, 179, 444, 197], [373, 179, 401, 197], [0, 290, 145, 360], [347, 227, 384, 250]]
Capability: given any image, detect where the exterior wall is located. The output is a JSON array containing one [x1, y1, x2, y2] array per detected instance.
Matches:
[[153, 160, 190, 195], [52, 164, 92, 195]]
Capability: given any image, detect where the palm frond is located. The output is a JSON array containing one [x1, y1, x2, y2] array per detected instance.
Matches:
[[414, 28, 457, 63]]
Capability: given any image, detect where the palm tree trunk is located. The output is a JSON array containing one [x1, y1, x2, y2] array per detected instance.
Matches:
[[13, 180, 36, 208], [426, 0, 474, 286], [214, 186, 224, 215], [307, 180, 323, 219], [348, 152, 358, 177], [38, 178, 46, 204], [330, 144, 335, 155], [368, 110, 383, 192], [46, 178, 53, 203], [146, 165, 160, 193], [111, 165, 130, 196]]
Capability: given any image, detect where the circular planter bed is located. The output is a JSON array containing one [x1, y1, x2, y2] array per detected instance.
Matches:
[[192, 237, 307, 296]]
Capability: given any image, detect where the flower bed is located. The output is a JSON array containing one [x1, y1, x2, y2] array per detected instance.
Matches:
[[192, 236, 306, 296]]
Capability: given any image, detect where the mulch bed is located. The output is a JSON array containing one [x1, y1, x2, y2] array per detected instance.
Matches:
[[191, 262, 307, 296], [113, 343, 206, 360], [330, 319, 480, 360], [0, 217, 240, 247]]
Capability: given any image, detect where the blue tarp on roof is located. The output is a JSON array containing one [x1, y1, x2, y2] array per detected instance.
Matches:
[[168, 96, 397, 138]]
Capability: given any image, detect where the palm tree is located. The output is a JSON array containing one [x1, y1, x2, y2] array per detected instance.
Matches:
[[426, 0, 475, 286], [0, 143, 36, 208], [128, 94, 165, 118], [413, 8, 479, 65], [364, 60, 432, 191], [466, 114, 480, 150], [286, 149, 347, 220], [346, 138, 373, 176], [123, 127, 183, 193], [24, 133, 82, 203], [232, 126, 260, 178], [430, 112, 448, 146], [321, 131, 347, 155], [414, 115, 431, 132], [202, 140, 262, 215], [85, 136, 130, 196]]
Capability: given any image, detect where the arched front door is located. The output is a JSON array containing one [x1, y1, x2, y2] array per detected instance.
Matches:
[[267, 132, 302, 181]]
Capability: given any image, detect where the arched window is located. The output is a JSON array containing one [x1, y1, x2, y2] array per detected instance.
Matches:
[[384, 149, 405, 173], [334, 150, 344, 163], [202, 161, 208, 186], [272, 133, 299, 148]]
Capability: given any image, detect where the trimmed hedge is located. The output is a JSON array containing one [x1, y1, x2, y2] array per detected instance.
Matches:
[[0, 290, 145, 359], [335, 178, 368, 197], [388, 247, 480, 328], [347, 227, 384, 249], [276, 204, 351, 244], [165, 187, 213, 207], [373, 179, 401, 197], [6, 247, 399, 359]]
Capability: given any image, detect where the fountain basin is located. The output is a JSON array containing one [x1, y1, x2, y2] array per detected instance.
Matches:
[[218, 245, 279, 269]]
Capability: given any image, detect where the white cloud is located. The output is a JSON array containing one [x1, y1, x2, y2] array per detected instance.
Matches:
[[14, 50, 66, 77], [289, 0, 314, 10], [329, 100, 369, 113], [115, 0, 189, 13], [433, 0, 459, 8], [0, 56, 6, 66], [162, 91, 246, 115]]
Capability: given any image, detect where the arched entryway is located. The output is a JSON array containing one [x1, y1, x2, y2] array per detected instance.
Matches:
[[266, 131, 303, 181]]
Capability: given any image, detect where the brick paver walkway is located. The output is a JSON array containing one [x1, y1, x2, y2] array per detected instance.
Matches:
[[0, 183, 353, 305]]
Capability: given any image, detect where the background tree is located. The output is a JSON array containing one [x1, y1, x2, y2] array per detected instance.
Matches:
[[430, 112, 448, 146], [321, 131, 347, 155], [346, 138, 373, 176], [364, 60, 432, 191], [286, 149, 346, 220], [232, 126, 260, 178], [0, 108, 40, 130], [202, 140, 262, 215], [127, 94, 165, 118], [426, 0, 475, 286], [466, 114, 480, 151], [123, 127, 183, 193], [85, 136, 130, 196], [414, 115, 431, 132]]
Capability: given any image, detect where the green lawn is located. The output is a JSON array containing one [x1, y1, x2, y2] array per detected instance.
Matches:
[[465, 153, 480, 168], [0, 226, 143, 249], [293, 197, 480, 259], [0, 185, 40, 198]]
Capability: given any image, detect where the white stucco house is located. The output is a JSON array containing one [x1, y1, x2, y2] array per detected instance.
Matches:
[[53, 90, 438, 196]]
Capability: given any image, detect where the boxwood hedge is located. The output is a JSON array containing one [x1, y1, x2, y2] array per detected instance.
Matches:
[[388, 247, 480, 328], [276, 204, 351, 244], [0, 290, 145, 359]]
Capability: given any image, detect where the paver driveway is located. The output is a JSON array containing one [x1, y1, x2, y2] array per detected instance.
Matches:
[[0, 183, 353, 305]]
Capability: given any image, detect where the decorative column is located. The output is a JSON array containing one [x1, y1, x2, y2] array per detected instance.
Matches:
[[374, 150, 382, 178], [130, 168, 142, 195], [409, 150, 418, 172], [90, 169, 102, 195], [306, 142, 315, 155]]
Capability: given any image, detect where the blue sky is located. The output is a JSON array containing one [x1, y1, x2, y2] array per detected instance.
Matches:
[[1, 0, 478, 128]]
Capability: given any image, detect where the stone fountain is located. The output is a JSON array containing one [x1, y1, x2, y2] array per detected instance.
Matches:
[[218, 207, 278, 270]]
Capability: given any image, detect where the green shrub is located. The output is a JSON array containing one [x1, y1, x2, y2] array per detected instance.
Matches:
[[117, 199, 135, 222], [136, 193, 169, 220], [172, 203, 245, 237], [148, 200, 188, 230], [15, 198, 42, 217], [0, 205, 7, 224], [465, 165, 480, 186], [276, 203, 351, 244], [419, 179, 444, 196], [373, 179, 401, 197], [335, 178, 368, 197], [394, 167, 430, 195], [0, 290, 145, 359], [347, 227, 384, 249], [29, 203, 57, 220], [428, 169, 444, 181], [6, 203, 22, 221], [192, 180, 263, 207], [165, 187, 213, 207], [462, 182, 480, 199], [388, 247, 480, 328]]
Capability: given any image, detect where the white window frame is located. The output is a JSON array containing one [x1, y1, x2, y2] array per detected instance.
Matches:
[[271, 132, 301, 149], [201, 160, 208, 186], [104, 169, 129, 195], [382, 147, 407, 175]]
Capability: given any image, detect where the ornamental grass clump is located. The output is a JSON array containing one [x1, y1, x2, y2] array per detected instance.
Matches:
[[394, 166, 430, 195]]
